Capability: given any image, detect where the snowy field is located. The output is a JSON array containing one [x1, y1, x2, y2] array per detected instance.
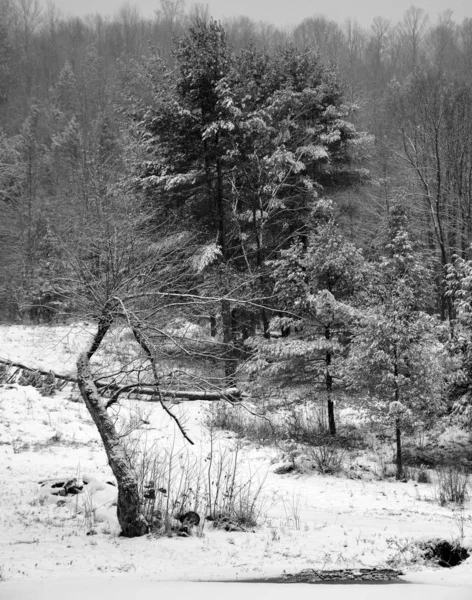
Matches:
[[1, 578, 471, 600], [0, 324, 471, 597]]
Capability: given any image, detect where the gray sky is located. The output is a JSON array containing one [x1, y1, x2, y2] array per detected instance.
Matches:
[[52, 0, 471, 27]]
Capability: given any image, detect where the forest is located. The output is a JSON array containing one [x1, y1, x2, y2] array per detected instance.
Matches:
[[1, 0, 472, 539]]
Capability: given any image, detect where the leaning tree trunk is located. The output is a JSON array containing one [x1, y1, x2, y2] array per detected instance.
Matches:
[[76, 314, 148, 537]]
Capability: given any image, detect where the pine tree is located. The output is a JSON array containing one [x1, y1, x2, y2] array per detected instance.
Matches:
[[249, 205, 364, 435], [137, 33, 370, 380], [346, 203, 445, 477], [444, 255, 472, 427]]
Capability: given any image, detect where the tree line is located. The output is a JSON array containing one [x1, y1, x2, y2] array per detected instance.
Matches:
[[1, 2, 472, 317]]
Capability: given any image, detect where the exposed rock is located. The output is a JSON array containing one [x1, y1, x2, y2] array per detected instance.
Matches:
[[39, 477, 83, 496], [177, 531, 190, 537], [143, 482, 166, 500], [176, 511, 200, 527], [206, 514, 248, 532]]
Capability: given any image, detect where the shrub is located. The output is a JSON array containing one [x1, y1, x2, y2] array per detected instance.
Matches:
[[206, 400, 337, 449], [417, 469, 431, 484], [205, 438, 267, 529], [40, 372, 56, 396], [120, 427, 266, 535], [435, 466, 469, 505], [205, 404, 277, 446], [374, 453, 397, 480], [401, 464, 415, 481], [308, 443, 345, 475], [284, 403, 330, 446], [18, 369, 42, 388]]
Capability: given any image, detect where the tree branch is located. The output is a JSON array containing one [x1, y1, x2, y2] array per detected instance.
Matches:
[[0, 358, 75, 383], [130, 320, 195, 445], [0, 357, 242, 404]]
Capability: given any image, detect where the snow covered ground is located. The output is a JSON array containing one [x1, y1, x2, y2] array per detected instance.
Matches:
[[0, 324, 471, 596], [1, 578, 471, 600]]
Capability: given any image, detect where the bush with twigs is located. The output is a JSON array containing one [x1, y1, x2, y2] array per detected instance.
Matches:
[[205, 403, 277, 446], [120, 422, 267, 535], [206, 399, 333, 449], [308, 443, 346, 474], [435, 466, 470, 505]]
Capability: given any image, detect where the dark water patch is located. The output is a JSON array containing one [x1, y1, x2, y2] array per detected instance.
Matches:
[[420, 540, 470, 568]]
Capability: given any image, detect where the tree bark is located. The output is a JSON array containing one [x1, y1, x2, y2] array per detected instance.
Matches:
[[393, 350, 402, 479], [210, 314, 217, 337], [327, 394, 336, 436], [395, 418, 403, 480], [221, 298, 236, 386], [325, 326, 336, 435], [261, 308, 271, 339], [76, 313, 148, 537]]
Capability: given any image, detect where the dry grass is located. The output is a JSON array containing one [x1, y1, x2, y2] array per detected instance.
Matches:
[[120, 424, 267, 535], [435, 466, 470, 506]]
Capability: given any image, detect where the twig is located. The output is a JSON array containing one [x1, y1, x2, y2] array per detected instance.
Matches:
[[130, 320, 195, 446]]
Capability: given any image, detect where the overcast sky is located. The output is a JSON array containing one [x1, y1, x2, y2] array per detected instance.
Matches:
[[52, 0, 471, 27]]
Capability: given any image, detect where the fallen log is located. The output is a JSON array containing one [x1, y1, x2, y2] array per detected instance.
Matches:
[[0, 357, 242, 403], [103, 384, 240, 409], [0, 358, 74, 383]]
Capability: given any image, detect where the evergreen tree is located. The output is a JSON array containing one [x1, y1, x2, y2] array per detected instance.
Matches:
[[136, 29, 370, 382], [346, 203, 445, 477], [444, 254, 472, 427], [249, 204, 364, 435]]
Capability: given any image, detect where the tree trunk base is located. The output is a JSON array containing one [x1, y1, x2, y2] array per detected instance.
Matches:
[[77, 346, 149, 538]]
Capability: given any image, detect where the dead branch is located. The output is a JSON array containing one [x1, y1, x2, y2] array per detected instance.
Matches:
[[0, 357, 243, 404], [130, 321, 195, 445], [0, 358, 75, 383]]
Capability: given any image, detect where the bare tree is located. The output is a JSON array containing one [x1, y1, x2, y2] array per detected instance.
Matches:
[[388, 70, 472, 318], [76, 303, 149, 537], [426, 10, 458, 75], [187, 2, 210, 25], [341, 18, 367, 101], [396, 6, 429, 73], [157, 0, 187, 24], [60, 196, 249, 536], [116, 3, 142, 56]]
